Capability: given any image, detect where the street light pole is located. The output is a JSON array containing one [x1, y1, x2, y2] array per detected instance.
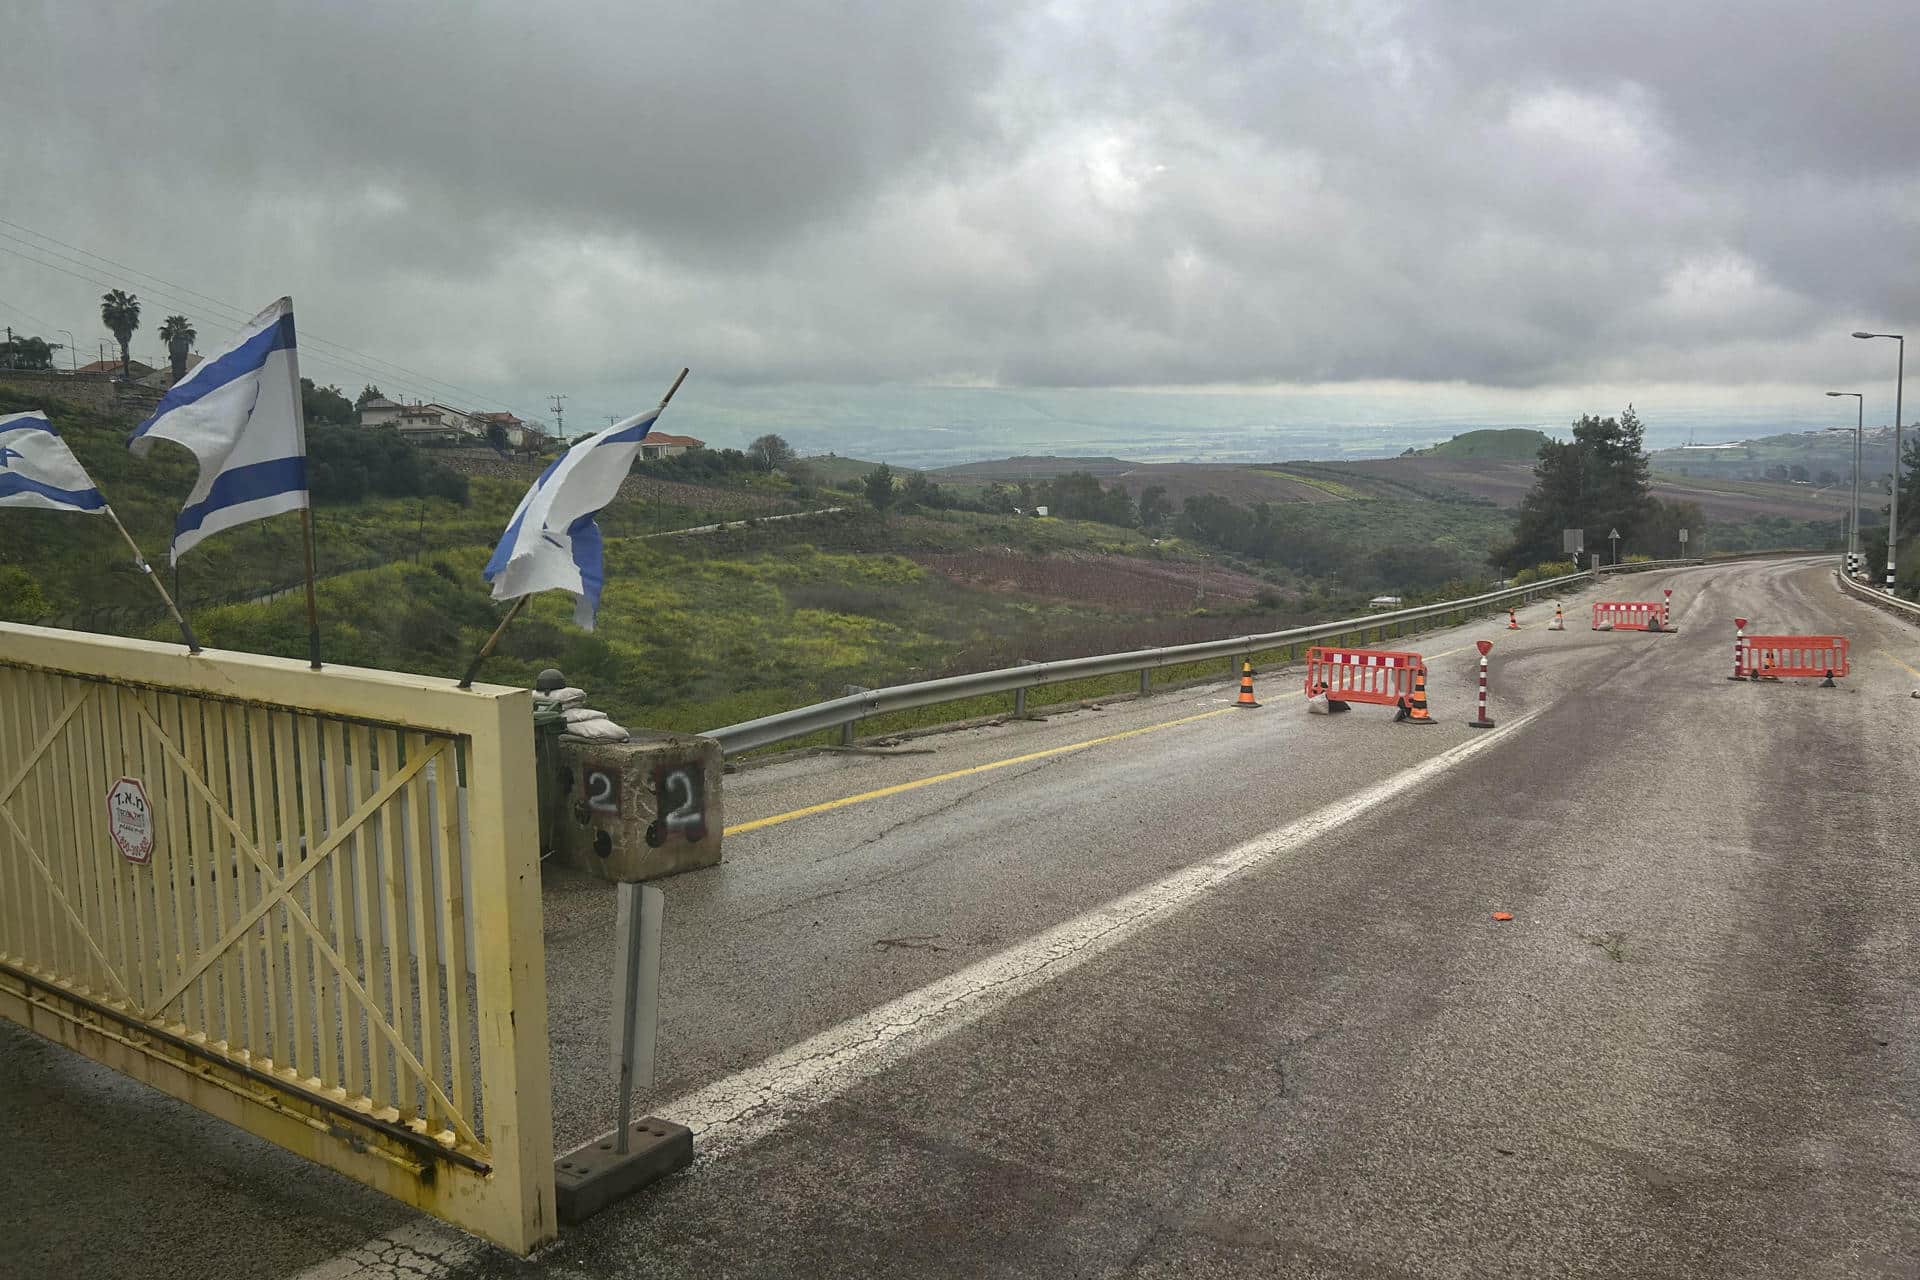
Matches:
[[1827, 392, 1863, 562], [1854, 331, 1905, 593], [56, 329, 75, 373]]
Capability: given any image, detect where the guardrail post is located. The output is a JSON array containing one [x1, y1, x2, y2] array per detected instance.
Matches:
[[840, 719, 855, 745], [1014, 687, 1027, 718], [1138, 669, 1151, 696]]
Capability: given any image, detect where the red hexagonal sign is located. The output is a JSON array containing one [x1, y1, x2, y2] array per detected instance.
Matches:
[[106, 777, 154, 865]]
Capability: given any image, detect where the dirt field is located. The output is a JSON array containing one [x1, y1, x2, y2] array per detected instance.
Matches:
[[439, 449, 790, 511], [930, 458, 1345, 507], [1318, 457, 1849, 522], [913, 549, 1276, 611]]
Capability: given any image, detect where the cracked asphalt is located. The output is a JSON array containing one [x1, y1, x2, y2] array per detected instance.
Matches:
[[5, 559, 1919, 1279]]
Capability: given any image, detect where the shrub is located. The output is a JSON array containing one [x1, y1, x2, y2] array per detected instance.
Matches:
[[1511, 559, 1578, 585]]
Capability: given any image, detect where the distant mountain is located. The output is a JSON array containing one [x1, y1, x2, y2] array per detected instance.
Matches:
[[1650, 426, 1898, 487]]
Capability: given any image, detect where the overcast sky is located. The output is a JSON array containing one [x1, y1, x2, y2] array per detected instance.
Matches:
[[3, 0, 1917, 445]]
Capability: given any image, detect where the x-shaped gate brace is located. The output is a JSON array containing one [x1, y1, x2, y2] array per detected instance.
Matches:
[[0, 682, 479, 1152]]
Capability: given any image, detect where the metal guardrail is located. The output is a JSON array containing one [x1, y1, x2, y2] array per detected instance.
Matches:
[[705, 557, 1716, 755], [1835, 566, 1920, 619]]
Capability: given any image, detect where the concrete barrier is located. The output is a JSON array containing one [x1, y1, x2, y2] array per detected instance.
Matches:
[[548, 729, 724, 881]]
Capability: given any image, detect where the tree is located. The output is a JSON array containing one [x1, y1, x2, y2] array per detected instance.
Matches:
[[299, 377, 355, 425], [1137, 484, 1172, 530], [747, 433, 796, 472], [157, 314, 196, 385], [99, 289, 140, 379], [356, 384, 384, 409], [1035, 471, 1134, 527], [862, 463, 896, 512], [900, 471, 946, 510], [486, 419, 511, 452], [0, 333, 54, 371], [1499, 406, 1654, 571]]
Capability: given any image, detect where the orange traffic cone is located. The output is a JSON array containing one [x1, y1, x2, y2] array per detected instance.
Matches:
[[1507, 607, 1520, 630], [1396, 667, 1436, 726], [1235, 659, 1260, 707], [1548, 605, 1565, 631]]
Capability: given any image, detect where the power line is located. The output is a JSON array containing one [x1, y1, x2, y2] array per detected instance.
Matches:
[[0, 238, 517, 413], [0, 216, 541, 419], [0, 239, 444, 400], [0, 216, 512, 409]]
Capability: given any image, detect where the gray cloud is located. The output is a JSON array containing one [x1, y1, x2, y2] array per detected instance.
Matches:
[[3, 0, 1917, 419]]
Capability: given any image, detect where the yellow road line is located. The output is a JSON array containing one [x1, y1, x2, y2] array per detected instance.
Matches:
[[725, 706, 1235, 836], [1878, 648, 1920, 680], [726, 641, 1480, 838]]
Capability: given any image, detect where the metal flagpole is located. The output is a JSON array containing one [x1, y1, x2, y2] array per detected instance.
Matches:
[[102, 504, 199, 653], [299, 506, 321, 669], [456, 368, 690, 690]]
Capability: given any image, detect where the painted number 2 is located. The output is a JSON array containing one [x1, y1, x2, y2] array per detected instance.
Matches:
[[584, 767, 621, 816], [647, 763, 707, 846]]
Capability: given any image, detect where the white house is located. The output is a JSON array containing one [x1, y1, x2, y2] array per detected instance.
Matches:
[[390, 402, 479, 443], [358, 396, 405, 426]]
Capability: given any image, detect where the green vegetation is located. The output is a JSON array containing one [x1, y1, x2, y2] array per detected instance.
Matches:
[[1172, 492, 1510, 590], [1262, 469, 1365, 499], [1417, 428, 1553, 460], [1500, 406, 1703, 571], [797, 453, 899, 486], [0, 387, 793, 628]]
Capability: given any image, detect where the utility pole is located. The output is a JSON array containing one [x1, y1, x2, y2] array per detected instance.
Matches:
[[549, 393, 568, 443]]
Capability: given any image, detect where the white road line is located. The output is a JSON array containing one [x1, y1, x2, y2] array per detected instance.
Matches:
[[658, 710, 1541, 1159], [293, 711, 1539, 1277]]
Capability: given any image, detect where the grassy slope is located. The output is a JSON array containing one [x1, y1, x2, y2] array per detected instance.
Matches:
[[797, 454, 905, 485], [1421, 428, 1553, 459], [0, 387, 792, 623]]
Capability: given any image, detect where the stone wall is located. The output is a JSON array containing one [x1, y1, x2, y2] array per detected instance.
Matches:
[[0, 371, 162, 416]]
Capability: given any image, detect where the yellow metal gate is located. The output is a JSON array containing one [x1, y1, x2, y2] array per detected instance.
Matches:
[[0, 623, 554, 1254]]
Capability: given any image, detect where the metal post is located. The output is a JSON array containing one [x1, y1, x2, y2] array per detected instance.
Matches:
[[1851, 395, 1864, 560], [1855, 332, 1905, 593], [840, 719, 855, 746], [1013, 687, 1026, 718], [1138, 668, 1151, 696], [610, 883, 663, 1154], [1895, 338, 1905, 593]]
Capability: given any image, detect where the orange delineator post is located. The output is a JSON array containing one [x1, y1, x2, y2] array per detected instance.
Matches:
[[1739, 635, 1849, 682], [1304, 647, 1423, 709], [1591, 601, 1669, 631]]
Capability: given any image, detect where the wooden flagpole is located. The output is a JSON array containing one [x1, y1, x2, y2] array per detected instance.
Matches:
[[456, 368, 690, 690], [103, 505, 199, 653], [457, 596, 527, 689]]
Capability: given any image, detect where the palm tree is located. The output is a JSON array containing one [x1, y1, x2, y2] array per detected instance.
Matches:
[[99, 290, 141, 380], [157, 314, 196, 385]]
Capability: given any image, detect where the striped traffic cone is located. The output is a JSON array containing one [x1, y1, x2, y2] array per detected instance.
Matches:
[[1507, 607, 1520, 630], [1548, 605, 1565, 631], [1235, 659, 1260, 708], [1396, 667, 1437, 726]]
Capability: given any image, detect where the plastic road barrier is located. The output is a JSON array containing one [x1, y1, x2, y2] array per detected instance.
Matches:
[[1591, 601, 1669, 631], [1304, 647, 1423, 710], [1739, 635, 1849, 684]]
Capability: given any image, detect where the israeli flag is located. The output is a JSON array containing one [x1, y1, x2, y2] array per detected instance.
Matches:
[[0, 411, 107, 514], [483, 407, 661, 629], [129, 296, 308, 562]]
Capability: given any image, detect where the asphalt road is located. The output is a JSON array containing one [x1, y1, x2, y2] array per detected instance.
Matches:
[[5, 558, 1918, 1279]]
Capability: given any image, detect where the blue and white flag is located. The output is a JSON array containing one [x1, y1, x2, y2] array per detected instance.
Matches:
[[0, 411, 107, 515], [483, 407, 661, 630], [129, 296, 308, 562]]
